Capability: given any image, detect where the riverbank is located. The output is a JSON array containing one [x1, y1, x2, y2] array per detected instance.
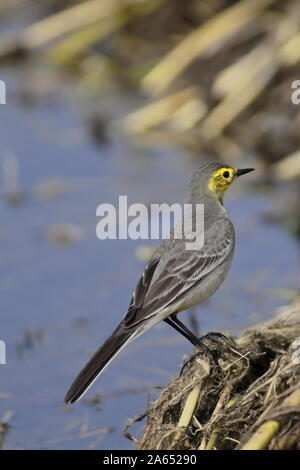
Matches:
[[127, 299, 300, 450]]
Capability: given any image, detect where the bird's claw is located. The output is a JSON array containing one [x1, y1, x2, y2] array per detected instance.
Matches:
[[180, 332, 232, 376]]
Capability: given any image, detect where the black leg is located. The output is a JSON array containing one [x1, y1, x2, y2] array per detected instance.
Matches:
[[165, 315, 224, 375], [164, 314, 200, 346]]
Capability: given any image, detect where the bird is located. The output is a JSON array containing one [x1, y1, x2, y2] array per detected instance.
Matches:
[[65, 162, 254, 403]]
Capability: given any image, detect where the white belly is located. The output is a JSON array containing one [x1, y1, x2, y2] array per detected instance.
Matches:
[[173, 258, 232, 313], [136, 253, 233, 337]]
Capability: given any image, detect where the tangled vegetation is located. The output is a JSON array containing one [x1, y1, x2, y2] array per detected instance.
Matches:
[[125, 300, 300, 450]]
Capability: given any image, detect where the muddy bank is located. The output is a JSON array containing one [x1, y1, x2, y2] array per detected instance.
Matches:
[[126, 299, 300, 450]]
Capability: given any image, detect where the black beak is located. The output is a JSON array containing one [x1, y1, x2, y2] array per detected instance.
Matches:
[[236, 168, 255, 177]]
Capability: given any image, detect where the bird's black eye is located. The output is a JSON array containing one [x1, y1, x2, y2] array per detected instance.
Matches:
[[223, 171, 230, 179]]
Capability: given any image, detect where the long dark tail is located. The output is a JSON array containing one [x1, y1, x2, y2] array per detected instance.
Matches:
[[64, 322, 136, 403]]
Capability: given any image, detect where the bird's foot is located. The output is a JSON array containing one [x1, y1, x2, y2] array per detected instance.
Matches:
[[198, 331, 234, 363], [180, 332, 232, 376], [200, 332, 230, 348]]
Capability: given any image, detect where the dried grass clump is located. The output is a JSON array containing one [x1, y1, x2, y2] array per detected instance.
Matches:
[[126, 300, 300, 450]]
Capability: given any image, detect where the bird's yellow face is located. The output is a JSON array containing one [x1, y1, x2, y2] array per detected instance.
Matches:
[[208, 167, 237, 200]]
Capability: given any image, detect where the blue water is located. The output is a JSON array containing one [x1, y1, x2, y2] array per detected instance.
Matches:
[[0, 66, 299, 449]]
